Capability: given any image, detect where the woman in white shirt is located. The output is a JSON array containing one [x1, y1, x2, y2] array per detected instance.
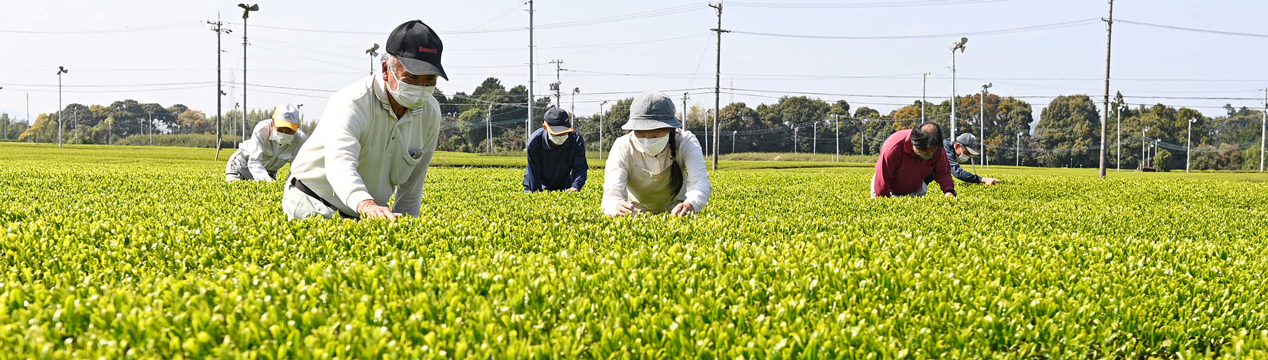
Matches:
[[602, 91, 712, 216]]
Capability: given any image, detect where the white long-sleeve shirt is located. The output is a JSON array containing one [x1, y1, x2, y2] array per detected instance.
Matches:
[[288, 76, 442, 217], [226, 121, 307, 181], [602, 129, 711, 215]]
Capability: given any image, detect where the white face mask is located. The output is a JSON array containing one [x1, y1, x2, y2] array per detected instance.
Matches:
[[633, 135, 669, 155], [957, 153, 971, 163], [272, 129, 294, 145], [548, 133, 569, 145], [387, 62, 435, 109]]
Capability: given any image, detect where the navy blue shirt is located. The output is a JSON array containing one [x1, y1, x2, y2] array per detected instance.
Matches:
[[524, 128, 589, 192]]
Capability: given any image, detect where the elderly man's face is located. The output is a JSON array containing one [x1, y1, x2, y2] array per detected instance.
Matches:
[[913, 144, 939, 159], [382, 58, 438, 91]]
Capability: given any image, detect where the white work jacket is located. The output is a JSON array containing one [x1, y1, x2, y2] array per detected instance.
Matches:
[[288, 76, 442, 217], [226, 121, 307, 181]]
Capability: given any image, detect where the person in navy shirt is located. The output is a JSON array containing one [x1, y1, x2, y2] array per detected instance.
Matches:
[[524, 107, 589, 192]]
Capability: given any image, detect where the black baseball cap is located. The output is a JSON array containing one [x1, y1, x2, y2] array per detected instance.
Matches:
[[385, 20, 448, 80], [543, 107, 573, 135]]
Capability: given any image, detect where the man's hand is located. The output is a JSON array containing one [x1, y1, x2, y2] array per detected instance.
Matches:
[[982, 177, 1001, 185], [358, 199, 398, 220], [613, 201, 636, 216], [944, 192, 957, 198], [566, 187, 579, 192], [671, 202, 695, 217]]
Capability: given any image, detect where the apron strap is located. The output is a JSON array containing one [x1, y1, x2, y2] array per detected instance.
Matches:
[[668, 130, 685, 196]]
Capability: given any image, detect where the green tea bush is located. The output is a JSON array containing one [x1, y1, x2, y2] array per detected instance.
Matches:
[[1, 145, 1267, 358]]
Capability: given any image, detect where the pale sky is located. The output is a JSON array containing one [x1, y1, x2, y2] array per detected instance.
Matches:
[[3, 0, 1267, 126]]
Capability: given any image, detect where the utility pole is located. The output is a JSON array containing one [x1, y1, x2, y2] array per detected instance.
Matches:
[[813, 121, 817, 155], [600, 100, 607, 161], [239, 3, 258, 150], [681, 93, 690, 131], [148, 111, 153, 146], [527, 0, 535, 143], [1099, 0, 1114, 178], [1187, 118, 1196, 173], [57, 66, 68, 149], [732, 130, 736, 154], [922, 73, 930, 122], [710, 0, 728, 170], [549, 59, 565, 107], [365, 43, 379, 77], [949, 38, 967, 142], [1262, 88, 1266, 172], [980, 83, 991, 168], [209, 16, 231, 160]]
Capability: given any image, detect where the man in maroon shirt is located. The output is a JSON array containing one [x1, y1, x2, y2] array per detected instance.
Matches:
[[872, 122, 957, 198]]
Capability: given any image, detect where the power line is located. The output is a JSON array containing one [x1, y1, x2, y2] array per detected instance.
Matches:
[[0, 21, 202, 34], [731, 18, 1099, 40], [729, 0, 1015, 9], [1115, 19, 1268, 39]]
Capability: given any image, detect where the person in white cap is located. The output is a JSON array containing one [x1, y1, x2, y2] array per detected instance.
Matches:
[[225, 103, 307, 182], [601, 91, 711, 216], [283, 20, 447, 220]]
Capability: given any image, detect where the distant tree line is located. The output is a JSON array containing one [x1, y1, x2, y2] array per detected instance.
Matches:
[[8, 77, 1264, 171]]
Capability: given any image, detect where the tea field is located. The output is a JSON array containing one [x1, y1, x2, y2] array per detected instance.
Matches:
[[2, 143, 1268, 359]]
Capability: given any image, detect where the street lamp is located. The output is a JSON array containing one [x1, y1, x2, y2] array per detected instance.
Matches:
[[1016, 132, 1022, 167], [599, 100, 608, 160], [1141, 126, 1149, 170], [239, 3, 259, 150], [980, 82, 992, 167], [56, 66, 68, 148], [365, 43, 379, 77], [572, 87, 580, 127], [1117, 102, 1125, 172], [949, 37, 968, 141], [1187, 118, 1197, 173]]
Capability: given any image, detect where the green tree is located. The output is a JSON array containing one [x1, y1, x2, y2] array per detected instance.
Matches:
[[1036, 95, 1100, 168], [1154, 149, 1172, 171]]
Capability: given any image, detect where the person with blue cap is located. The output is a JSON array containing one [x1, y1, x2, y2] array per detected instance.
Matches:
[[524, 107, 588, 192], [602, 91, 711, 216]]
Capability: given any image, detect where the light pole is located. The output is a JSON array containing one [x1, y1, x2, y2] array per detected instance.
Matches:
[[732, 130, 737, 154], [1187, 118, 1196, 173], [949, 37, 968, 141], [599, 100, 608, 160], [571, 87, 579, 127], [1016, 132, 1022, 167], [365, 43, 379, 77], [834, 114, 840, 162], [148, 111, 153, 146], [980, 82, 991, 167], [56, 66, 68, 148], [1116, 102, 1124, 172], [793, 126, 798, 154], [922, 73, 930, 122], [1141, 126, 1149, 170], [239, 3, 259, 150]]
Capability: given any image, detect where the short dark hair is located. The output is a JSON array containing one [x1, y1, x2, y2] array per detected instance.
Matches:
[[910, 122, 944, 151]]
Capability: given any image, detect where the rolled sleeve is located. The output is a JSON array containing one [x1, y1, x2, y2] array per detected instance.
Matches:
[[677, 131, 711, 213], [569, 135, 589, 190], [600, 138, 631, 216]]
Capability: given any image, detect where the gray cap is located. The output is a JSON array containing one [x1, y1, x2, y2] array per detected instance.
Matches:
[[622, 91, 682, 131], [955, 133, 981, 155]]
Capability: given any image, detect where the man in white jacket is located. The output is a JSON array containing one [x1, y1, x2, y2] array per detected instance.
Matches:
[[282, 20, 447, 220], [225, 103, 307, 182]]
